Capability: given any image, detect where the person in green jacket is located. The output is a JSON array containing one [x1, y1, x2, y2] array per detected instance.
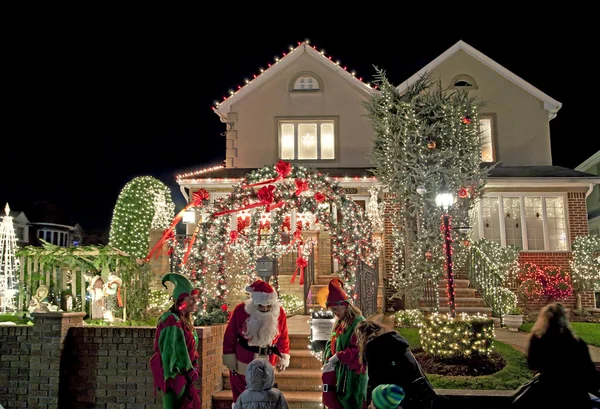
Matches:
[[322, 278, 367, 409], [150, 273, 201, 409]]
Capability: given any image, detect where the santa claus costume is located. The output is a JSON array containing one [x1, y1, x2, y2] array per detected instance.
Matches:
[[150, 273, 201, 409], [222, 280, 291, 402]]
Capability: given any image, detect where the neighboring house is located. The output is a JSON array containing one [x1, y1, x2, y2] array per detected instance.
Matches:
[[175, 40, 600, 312], [8, 208, 30, 247], [576, 150, 600, 237], [28, 222, 83, 247]]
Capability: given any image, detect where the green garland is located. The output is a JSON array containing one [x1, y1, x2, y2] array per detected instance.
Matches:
[[172, 162, 378, 308], [16, 241, 152, 319]]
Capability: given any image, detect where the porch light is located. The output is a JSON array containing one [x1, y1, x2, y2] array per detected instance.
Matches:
[[435, 185, 455, 211], [182, 209, 196, 224]]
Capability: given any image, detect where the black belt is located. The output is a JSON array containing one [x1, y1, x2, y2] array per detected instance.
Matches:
[[238, 337, 282, 358], [322, 384, 335, 392]]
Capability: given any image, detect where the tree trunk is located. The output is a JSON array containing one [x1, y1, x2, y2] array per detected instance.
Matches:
[[576, 291, 582, 311]]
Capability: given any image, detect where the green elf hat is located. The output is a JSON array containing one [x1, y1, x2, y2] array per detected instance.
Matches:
[[161, 273, 199, 301]]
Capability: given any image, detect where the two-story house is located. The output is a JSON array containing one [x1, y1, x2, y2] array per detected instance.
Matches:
[[175, 40, 600, 313], [576, 150, 600, 237]]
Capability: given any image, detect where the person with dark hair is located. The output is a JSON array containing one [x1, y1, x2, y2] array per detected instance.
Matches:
[[355, 320, 435, 409], [150, 273, 201, 409], [514, 302, 600, 408], [322, 278, 367, 409]]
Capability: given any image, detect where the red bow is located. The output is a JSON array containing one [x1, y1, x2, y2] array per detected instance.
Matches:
[[314, 192, 326, 203], [294, 179, 309, 196], [241, 160, 292, 188], [291, 256, 308, 285]]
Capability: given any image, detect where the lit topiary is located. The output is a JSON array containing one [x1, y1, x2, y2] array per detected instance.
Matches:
[[279, 293, 303, 315], [109, 176, 174, 259], [393, 309, 425, 328], [420, 313, 494, 359]]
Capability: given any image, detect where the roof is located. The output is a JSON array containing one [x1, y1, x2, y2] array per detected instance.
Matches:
[[396, 40, 563, 120], [575, 150, 600, 173], [177, 164, 597, 182], [487, 165, 598, 178], [176, 166, 377, 182], [212, 41, 377, 118]]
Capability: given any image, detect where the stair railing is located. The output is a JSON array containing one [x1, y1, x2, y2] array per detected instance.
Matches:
[[467, 246, 504, 318]]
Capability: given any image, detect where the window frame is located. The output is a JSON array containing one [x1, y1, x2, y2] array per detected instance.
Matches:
[[289, 71, 323, 93], [478, 114, 498, 163], [276, 116, 338, 162], [472, 192, 570, 252]]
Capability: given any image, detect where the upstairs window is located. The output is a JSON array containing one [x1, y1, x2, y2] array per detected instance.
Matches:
[[279, 119, 335, 160], [479, 115, 496, 162], [292, 74, 320, 91]]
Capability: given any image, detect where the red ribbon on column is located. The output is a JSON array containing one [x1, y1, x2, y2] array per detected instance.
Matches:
[[291, 256, 308, 285], [240, 160, 292, 188], [145, 189, 209, 262]]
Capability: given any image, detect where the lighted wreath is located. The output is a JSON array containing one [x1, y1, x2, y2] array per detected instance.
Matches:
[[170, 161, 378, 311]]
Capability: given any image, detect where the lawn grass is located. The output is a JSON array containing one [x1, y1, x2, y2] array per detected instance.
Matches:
[[0, 313, 32, 325], [519, 321, 600, 347], [397, 327, 533, 390]]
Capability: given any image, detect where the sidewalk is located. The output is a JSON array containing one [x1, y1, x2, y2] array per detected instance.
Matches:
[[494, 327, 600, 363], [377, 312, 600, 364]]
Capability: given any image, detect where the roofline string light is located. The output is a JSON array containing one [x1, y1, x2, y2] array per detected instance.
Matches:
[[175, 164, 225, 181], [212, 39, 377, 110]]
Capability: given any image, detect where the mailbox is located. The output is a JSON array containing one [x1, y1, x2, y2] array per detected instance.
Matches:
[[255, 255, 276, 283]]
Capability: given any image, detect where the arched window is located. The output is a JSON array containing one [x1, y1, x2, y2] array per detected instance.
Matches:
[[450, 74, 478, 89], [291, 73, 321, 91]]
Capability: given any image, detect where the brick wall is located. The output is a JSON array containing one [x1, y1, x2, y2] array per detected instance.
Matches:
[[59, 326, 159, 408], [505, 192, 594, 311], [0, 313, 228, 409], [0, 325, 32, 409]]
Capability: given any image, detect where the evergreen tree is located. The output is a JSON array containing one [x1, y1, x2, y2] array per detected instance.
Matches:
[[108, 176, 174, 259], [365, 70, 492, 308]]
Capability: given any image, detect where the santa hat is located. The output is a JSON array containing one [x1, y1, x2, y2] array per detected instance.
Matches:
[[326, 278, 350, 307], [162, 273, 199, 301], [245, 280, 278, 306]]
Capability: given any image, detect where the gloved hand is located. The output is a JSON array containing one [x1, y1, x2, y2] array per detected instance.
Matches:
[[187, 368, 199, 383], [322, 354, 339, 373], [275, 354, 290, 373], [223, 354, 238, 373]]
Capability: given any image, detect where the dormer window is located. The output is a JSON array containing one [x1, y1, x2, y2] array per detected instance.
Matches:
[[291, 73, 321, 91], [450, 74, 478, 89]]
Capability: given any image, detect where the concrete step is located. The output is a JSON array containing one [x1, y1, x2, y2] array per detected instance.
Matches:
[[437, 287, 478, 297], [223, 368, 322, 391], [213, 390, 322, 409], [438, 278, 471, 288], [438, 297, 488, 307], [289, 333, 311, 350], [288, 348, 322, 369]]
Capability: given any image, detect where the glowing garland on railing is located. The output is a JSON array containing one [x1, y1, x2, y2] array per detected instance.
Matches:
[[212, 39, 376, 110]]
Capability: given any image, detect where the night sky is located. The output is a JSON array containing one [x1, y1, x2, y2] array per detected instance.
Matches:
[[2, 12, 597, 231]]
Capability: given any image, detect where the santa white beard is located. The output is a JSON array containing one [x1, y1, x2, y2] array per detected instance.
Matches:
[[242, 298, 281, 347]]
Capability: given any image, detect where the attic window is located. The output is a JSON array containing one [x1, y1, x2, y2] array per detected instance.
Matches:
[[450, 74, 478, 89], [293, 75, 319, 91]]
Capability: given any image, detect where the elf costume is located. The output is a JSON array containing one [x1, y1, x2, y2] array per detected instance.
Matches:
[[150, 273, 201, 409], [322, 279, 367, 409]]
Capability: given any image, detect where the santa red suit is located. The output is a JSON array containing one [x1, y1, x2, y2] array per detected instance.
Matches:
[[222, 280, 291, 402]]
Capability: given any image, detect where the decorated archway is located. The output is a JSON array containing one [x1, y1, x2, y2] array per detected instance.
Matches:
[[158, 161, 379, 311]]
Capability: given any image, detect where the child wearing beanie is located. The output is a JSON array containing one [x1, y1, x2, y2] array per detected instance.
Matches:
[[370, 384, 405, 409]]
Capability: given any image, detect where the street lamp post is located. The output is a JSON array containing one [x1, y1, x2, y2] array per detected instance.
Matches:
[[436, 185, 456, 318]]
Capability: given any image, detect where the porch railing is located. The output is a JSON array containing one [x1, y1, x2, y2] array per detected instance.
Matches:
[[356, 261, 378, 318], [467, 246, 504, 318]]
